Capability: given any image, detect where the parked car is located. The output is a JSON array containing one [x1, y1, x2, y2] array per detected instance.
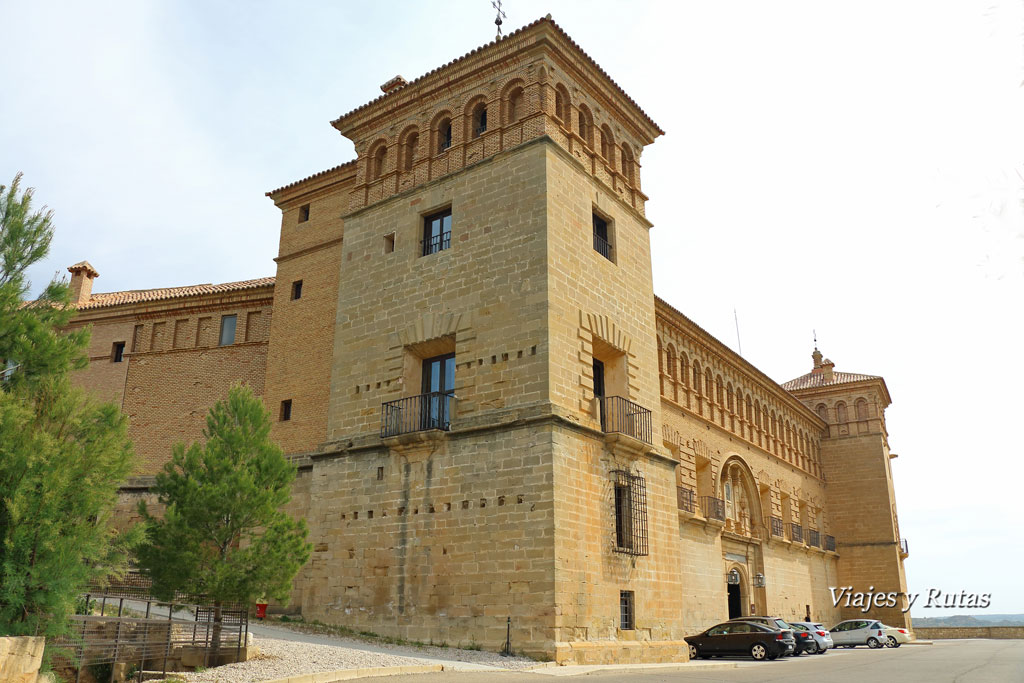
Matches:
[[728, 616, 804, 655], [829, 619, 889, 648], [686, 621, 796, 661], [882, 624, 911, 647], [788, 621, 834, 654]]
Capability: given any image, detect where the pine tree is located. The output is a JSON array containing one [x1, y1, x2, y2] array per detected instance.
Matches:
[[137, 385, 311, 648], [0, 173, 138, 637]]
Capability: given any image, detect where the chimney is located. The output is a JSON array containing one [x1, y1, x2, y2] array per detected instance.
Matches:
[[821, 358, 835, 382], [67, 261, 99, 304], [380, 75, 407, 95]]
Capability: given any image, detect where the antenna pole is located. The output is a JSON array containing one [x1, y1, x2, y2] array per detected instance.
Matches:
[[734, 308, 743, 357]]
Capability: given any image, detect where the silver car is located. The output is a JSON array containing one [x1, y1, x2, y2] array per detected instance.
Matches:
[[789, 621, 834, 654], [829, 619, 888, 648]]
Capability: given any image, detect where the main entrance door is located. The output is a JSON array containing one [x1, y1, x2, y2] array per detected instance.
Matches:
[[727, 583, 742, 619]]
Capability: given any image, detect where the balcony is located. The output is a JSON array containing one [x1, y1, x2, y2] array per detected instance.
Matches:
[[825, 534, 836, 552], [808, 529, 821, 548], [700, 496, 726, 522], [769, 516, 784, 538], [593, 232, 613, 261], [599, 396, 652, 445], [789, 523, 803, 544], [677, 486, 696, 514], [381, 392, 454, 438], [900, 538, 909, 556]]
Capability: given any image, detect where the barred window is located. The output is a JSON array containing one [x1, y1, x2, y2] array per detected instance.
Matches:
[[619, 590, 635, 630], [612, 470, 648, 556]]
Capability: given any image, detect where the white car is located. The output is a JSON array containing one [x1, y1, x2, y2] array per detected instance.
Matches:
[[829, 619, 889, 648], [883, 624, 911, 647]]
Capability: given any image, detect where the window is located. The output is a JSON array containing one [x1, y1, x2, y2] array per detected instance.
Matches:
[[621, 143, 635, 183], [422, 208, 452, 256], [111, 341, 125, 363], [371, 145, 386, 179], [613, 470, 648, 556], [471, 102, 487, 138], [383, 232, 395, 254], [507, 87, 523, 123], [420, 352, 455, 430], [592, 212, 613, 261], [280, 399, 292, 421], [218, 314, 237, 346], [291, 280, 303, 300], [578, 105, 593, 147], [298, 204, 310, 223], [619, 591, 635, 630], [437, 118, 452, 152], [403, 132, 418, 171], [554, 84, 569, 124]]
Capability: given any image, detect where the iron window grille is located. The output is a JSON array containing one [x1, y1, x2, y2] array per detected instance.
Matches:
[[612, 470, 648, 556], [422, 208, 452, 256], [700, 496, 726, 522], [808, 529, 821, 547], [825, 534, 837, 551], [619, 590, 635, 630], [790, 523, 804, 544], [677, 486, 696, 514], [593, 213, 613, 261], [770, 516, 784, 537]]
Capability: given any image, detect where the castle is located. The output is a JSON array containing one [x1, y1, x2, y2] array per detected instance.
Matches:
[[64, 17, 910, 663]]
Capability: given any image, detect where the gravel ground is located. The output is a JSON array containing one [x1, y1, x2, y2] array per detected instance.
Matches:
[[178, 629, 537, 683]]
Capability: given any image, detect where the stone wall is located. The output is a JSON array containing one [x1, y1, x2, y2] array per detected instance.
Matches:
[[0, 636, 44, 683], [914, 627, 1024, 639]]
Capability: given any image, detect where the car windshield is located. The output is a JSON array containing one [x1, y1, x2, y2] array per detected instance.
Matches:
[[773, 619, 790, 629], [793, 623, 808, 631]]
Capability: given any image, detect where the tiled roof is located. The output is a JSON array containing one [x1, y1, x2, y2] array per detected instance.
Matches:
[[329, 15, 664, 135], [75, 276, 275, 311], [782, 371, 881, 391], [266, 160, 356, 198]]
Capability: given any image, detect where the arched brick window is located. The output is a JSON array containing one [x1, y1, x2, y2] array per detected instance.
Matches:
[[620, 143, 635, 183], [578, 104, 593, 147], [680, 353, 689, 387], [856, 398, 869, 420], [506, 86, 524, 124], [715, 375, 724, 405], [754, 400, 761, 428], [369, 142, 387, 180], [470, 101, 488, 138], [746, 395, 753, 421], [600, 125, 614, 161], [693, 361, 702, 396], [554, 84, 570, 124], [666, 344, 677, 381], [704, 368, 713, 397], [726, 383, 734, 412], [816, 403, 828, 422], [836, 402, 848, 423], [435, 115, 453, 153]]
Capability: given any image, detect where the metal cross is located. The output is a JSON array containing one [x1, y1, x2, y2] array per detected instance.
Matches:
[[492, 0, 506, 40]]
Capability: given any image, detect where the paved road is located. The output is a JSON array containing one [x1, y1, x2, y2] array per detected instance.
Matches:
[[370, 640, 1024, 683]]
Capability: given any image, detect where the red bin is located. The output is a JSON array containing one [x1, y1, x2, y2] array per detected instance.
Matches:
[[255, 602, 268, 620]]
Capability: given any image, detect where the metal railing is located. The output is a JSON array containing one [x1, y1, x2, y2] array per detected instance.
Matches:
[[900, 538, 909, 554], [421, 232, 451, 256], [599, 396, 652, 444], [808, 529, 821, 547], [677, 486, 696, 513], [700, 496, 726, 522], [770, 516, 784, 538], [381, 392, 454, 437], [825, 534, 836, 551], [790, 523, 804, 544], [593, 233, 613, 261]]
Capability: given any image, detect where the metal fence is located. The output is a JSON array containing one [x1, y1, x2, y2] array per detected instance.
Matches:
[[50, 572, 248, 683], [700, 496, 726, 522], [769, 516, 784, 537], [790, 523, 804, 544], [600, 396, 652, 444], [381, 391, 454, 437], [676, 486, 696, 514]]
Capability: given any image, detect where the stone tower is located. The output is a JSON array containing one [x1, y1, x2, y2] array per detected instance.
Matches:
[[783, 349, 911, 629], [264, 16, 688, 662]]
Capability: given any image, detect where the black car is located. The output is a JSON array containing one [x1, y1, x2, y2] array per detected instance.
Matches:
[[685, 621, 796, 661], [729, 616, 810, 655]]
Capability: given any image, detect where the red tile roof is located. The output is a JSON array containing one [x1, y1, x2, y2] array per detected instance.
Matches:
[[782, 371, 881, 391], [330, 15, 664, 136], [266, 160, 356, 198], [75, 276, 275, 311]]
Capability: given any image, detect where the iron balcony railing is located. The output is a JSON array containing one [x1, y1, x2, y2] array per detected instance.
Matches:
[[381, 392, 454, 438], [825, 534, 836, 551], [593, 233, 613, 261], [421, 232, 451, 256], [900, 538, 909, 555], [677, 486, 696, 514], [701, 496, 726, 522], [790, 523, 804, 544], [770, 516, 784, 538], [599, 395, 652, 444], [808, 529, 821, 548]]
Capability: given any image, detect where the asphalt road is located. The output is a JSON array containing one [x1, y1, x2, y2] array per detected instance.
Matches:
[[371, 640, 1024, 683]]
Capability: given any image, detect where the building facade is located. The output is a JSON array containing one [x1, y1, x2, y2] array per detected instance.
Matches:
[[63, 17, 910, 664]]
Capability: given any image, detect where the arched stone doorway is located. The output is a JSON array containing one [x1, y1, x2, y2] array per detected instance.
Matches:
[[727, 582, 743, 619], [725, 566, 749, 619]]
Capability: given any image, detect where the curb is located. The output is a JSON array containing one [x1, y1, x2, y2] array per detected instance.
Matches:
[[905, 640, 934, 645], [261, 664, 443, 683], [529, 661, 739, 676]]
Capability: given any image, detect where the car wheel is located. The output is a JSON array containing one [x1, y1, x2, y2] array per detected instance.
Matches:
[[816, 646, 828, 655], [807, 641, 819, 654], [867, 637, 882, 649], [750, 643, 768, 660], [688, 643, 698, 659], [886, 636, 898, 648]]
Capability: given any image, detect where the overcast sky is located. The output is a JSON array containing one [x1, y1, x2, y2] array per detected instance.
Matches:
[[3, 1, 1022, 618]]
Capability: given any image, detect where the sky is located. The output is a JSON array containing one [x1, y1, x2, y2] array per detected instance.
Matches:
[[2, 1, 1022, 617]]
